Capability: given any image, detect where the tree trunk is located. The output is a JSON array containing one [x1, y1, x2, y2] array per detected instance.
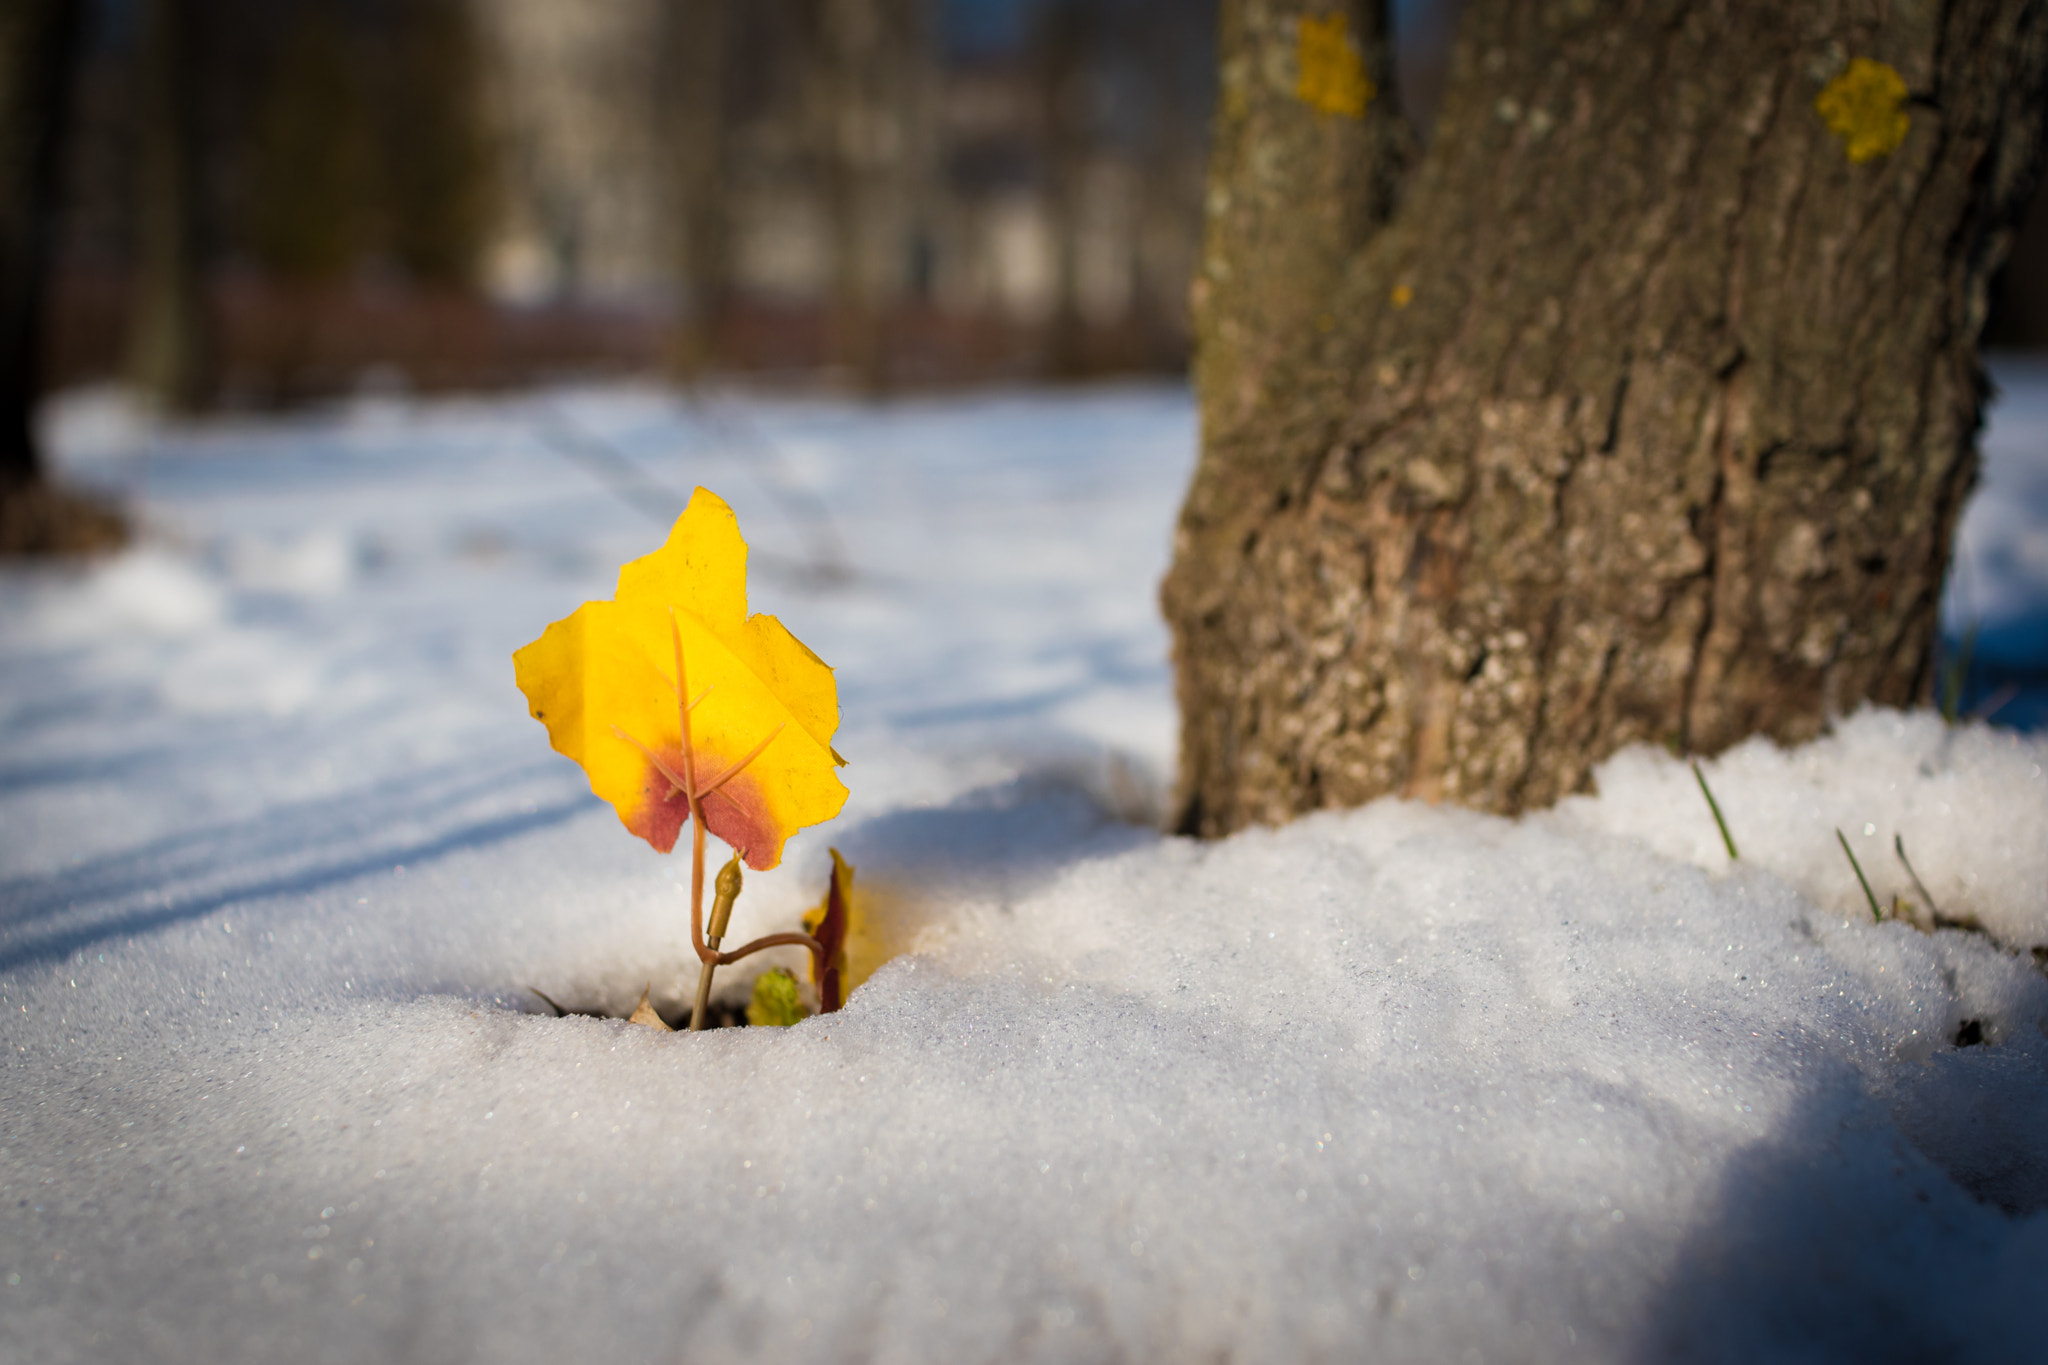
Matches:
[[1162, 0, 2048, 838], [0, 0, 85, 492], [1037, 0, 1096, 379], [665, 0, 732, 379], [125, 0, 211, 412], [0, 0, 121, 555], [808, 0, 927, 393]]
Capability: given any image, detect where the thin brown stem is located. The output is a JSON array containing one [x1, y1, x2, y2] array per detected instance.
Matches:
[[673, 612, 720, 1037], [690, 954, 718, 1030], [720, 930, 830, 1012], [715, 930, 824, 965]]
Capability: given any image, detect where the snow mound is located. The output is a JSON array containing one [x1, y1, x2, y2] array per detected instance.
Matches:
[[3, 380, 2046, 1364], [1573, 709, 2048, 949]]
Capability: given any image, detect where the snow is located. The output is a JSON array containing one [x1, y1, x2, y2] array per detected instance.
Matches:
[[3, 372, 2046, 1363]]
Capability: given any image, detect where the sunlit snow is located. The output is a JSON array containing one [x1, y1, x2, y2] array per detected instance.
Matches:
[[2, 372, 2044, 1363]]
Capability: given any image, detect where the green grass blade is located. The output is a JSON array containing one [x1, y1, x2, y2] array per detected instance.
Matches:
[[1893, 833, 1941, 920], [1837, 828, 1882, 923], [1692, 761, 1739, 861]]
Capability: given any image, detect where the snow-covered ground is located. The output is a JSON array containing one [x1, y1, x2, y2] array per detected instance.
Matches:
[[2, 370, 2045, 1364]]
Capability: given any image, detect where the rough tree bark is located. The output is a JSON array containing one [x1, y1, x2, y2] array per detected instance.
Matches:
[[1163, 0, 2048, 837]]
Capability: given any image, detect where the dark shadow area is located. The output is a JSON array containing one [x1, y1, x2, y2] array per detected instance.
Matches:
[[840, 769, 1153, 888], [522, 985, 751, 1032], [822, 769, 1157, 969], [0, 740, 192, 796], [0, 755, 595, 972], [1638, 1060, 2048, 1363]]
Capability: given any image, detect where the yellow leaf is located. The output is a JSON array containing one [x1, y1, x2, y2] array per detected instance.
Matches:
[[1815, 58, 1909, 164], [513, 488, 847, 870], [1296, 13, 1373, 120]]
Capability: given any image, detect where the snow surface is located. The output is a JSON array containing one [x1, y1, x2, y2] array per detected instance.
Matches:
[[3, 375, 2047, 1364]]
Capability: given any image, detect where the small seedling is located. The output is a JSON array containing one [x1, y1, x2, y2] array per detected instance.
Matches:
[[747, 967, 807, 1027], [514, 489, 853, 1031], [1691, 762, 1738, 861], [1836, 828, 1882, 923]]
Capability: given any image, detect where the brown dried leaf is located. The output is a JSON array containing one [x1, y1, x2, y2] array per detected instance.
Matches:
[[627, 983, 672, 1031]]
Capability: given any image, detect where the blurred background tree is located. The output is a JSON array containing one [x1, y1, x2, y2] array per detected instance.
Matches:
[[31, 0, 1239, 408], [1, 0, 123, 551], [123, 0, 208, 411], [244, 6, 377, 282], [379, 0, 499, 289], [2, 0, 89, 492], [11, 0, 2048, 483], [661, 0, 733, 378]]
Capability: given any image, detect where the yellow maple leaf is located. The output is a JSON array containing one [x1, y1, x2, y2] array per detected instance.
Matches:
[[1296, 13, 1373, 120], [513, 488, 847, 871]]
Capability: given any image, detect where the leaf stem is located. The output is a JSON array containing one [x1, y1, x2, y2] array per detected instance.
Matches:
[[717, 930, 824, 966], [672, 609, 720, 1032], [665, 610, 818, 1029]]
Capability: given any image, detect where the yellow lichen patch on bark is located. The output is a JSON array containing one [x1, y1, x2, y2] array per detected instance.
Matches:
[[1295, 13, 1373, 119], [1815, 58, 1910, 163]]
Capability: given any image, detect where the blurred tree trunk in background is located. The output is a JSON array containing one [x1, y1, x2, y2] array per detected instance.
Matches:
[[0, 0, 120, 553], [0, 0, 86, 490], [1036, 0, 1094, 378], [806, 0, 929, 392], [245, 7, 375, 283], [381, 0, 498, 289], [1163, 0, 2048, 837], [665, 0, 732, 378], [1127, 0, 1212, 373], [125, 0, 212, 411]]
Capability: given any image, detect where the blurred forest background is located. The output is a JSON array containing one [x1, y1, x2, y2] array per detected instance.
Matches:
[[28, 0, 1436, 407], [23, 0, 2048, 411]]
